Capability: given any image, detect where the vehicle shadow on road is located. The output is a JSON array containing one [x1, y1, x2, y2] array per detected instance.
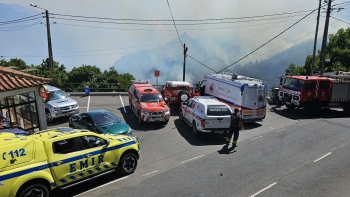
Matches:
[[173, 119, 228, 146], [269, 105, 349, 120], [51, 172, 127, 197], [118, 106, 167, 132]]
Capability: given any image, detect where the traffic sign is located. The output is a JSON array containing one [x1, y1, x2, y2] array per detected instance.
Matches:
[[154, 70, 160, 77]]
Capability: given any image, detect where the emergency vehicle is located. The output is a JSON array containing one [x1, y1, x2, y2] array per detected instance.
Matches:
[[278, 71, 350, 116], [128, 80, 170, 125], [197, 72, 267, 122], [161, 81, 200, 110], [179, 96, 232, 137], [0, 127, 141, 197]]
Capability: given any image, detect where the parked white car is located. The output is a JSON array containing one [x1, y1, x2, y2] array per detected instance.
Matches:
[[179, 96, 232, 137]]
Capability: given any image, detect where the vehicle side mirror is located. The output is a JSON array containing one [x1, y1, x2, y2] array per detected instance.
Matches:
[[66, 93, 70, 97], [106, 140, 110, 145], [182, 102, 187, 105], [164, 98, 168, 101]]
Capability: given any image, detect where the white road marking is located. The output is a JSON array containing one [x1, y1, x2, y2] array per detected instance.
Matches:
[[142, 170, 159, 177], [119, 95, 126, 113], [250, 182, 277, 197], [314, 152, 332, 163], [275, 128, 286, 132], [299, 122, 308, 125], [74, 176, 129, 196], [181, 155, 205, 164], [269, 127, 276, 130], [251, 136, 263, 141], [87, 95, 90, 112], [266, 114, 272, 117]]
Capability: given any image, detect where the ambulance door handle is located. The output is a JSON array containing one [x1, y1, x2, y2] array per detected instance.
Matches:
[[10, 158, 17, 164]]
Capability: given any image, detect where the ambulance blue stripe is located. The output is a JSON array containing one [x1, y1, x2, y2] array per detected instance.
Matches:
[[0, 141, 136, 181]]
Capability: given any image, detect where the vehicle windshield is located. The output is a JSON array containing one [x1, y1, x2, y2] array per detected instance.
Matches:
[[140, 93, 163, 102], [92, 112, 121, 126], [49, 90, 68, 101], [283, 78, 304, 91]]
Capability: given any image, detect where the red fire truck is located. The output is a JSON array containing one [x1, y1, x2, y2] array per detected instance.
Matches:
[[278, 71, 350, 116]]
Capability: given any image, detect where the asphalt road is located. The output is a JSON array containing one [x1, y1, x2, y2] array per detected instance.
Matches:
[[48, 95, 350, 197]]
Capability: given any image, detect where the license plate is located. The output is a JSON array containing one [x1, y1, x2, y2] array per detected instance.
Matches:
[[215, 131, 224, 134]]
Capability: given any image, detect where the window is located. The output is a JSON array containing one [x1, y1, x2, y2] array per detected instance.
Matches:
[[319, 81, 330, 89], [80, 135, 106, 149], [140, 93, 162, 102], [187, 99, 193, 107], [207, 105, 231, 116], [92, 112, 120, 126], [283, 78, 304, 91], [49, 90, 68, 101], [53, 138, 79, 154], [304, 82, 315, 90]]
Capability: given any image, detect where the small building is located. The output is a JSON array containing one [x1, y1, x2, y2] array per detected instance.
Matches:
[[0, 66, 51, 133]]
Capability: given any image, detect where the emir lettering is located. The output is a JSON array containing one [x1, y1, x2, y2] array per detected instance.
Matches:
[[69, 155, 104, 173]]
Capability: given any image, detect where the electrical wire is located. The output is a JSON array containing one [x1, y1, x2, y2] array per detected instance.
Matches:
[[50, 13, 316, 26], [49, 9, 314, 22], [330, 15, 350, 24], [187, 55, 217, 72], [166, 0, 182, 47], [0, 19, 43, 31], [217, 8, 320, 73], [0, 13, 42, 24], [0, 17, 44, 26]]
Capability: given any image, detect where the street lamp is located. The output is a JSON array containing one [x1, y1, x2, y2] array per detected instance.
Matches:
[[30, 3, 54, 72]]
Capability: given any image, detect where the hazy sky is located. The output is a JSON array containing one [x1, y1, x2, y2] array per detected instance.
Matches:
[[1, 0, 350, 73]]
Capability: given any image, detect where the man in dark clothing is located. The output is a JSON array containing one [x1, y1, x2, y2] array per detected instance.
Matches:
[[224, 108, 244, 148]]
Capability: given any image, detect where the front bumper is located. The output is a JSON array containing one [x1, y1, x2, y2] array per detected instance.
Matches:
[[51, 108, 80, 118], [141, 111, 170, 122]]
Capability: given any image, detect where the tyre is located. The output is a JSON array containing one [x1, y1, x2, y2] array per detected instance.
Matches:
[[344, 101, 350, 116], [307, 101, 321, 116], [285, 104, 296, 110], [178, 91, 190, 102], [179, 111, 184, 121], [118, 152, 138, 175], [17, 183, 49, 197], [129, 100, 133, 112], [192, 121, 199, 137], [45, 109, 53, 122], [138, 113, 143, 125]]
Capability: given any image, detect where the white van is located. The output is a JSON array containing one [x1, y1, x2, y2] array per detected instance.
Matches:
[[198, 72, 267, 122], [179, 96, 232, 136]]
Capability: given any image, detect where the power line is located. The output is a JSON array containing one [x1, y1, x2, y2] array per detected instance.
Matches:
[[49, 9, 314, 22], [0, 19, 43, 31], [187, 55, 217, 72], [53, 15, 317, 32], [50, 13, 317, 26], [330, 15, 350, 25], [0, 13, 42, 24], [0, 17, 44, 26], [217, 8, 319, 73], [166, 0, 182, 47]]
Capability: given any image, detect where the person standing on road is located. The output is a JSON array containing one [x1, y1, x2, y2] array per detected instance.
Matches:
[[224, 108, 244, 148]]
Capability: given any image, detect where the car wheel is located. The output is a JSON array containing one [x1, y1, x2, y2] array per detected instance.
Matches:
[[285, 104, 296, 110], [138, 113, 143, 125], [307, 101, 321, 116], [178, 91, 190, 102], [17, 183, 49, 197], [129, 100, 133, 112], [118, 152, 138, 175], [179, 111, 184, 121], [192, 121, 199, 137], [45, 110, 53, 122]]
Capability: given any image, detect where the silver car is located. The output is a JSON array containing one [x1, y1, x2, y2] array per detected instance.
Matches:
[[45, 85, 79, 122]]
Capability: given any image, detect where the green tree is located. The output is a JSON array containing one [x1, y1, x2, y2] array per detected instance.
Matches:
[[285, 63, 307, 76], [287, 27, 350, 75]]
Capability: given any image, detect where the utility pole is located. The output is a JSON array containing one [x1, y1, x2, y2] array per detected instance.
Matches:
[[319, 0, 332, 75], [311, 0, 322, 76], [45, 10, 54, 72], [183, 43, 188, 81]]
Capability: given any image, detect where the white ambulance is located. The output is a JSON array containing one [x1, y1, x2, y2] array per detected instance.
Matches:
[[197, 72, 267, 122]]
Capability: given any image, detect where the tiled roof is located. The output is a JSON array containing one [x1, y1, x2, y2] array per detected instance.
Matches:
[[0, 66, 52, 92]]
